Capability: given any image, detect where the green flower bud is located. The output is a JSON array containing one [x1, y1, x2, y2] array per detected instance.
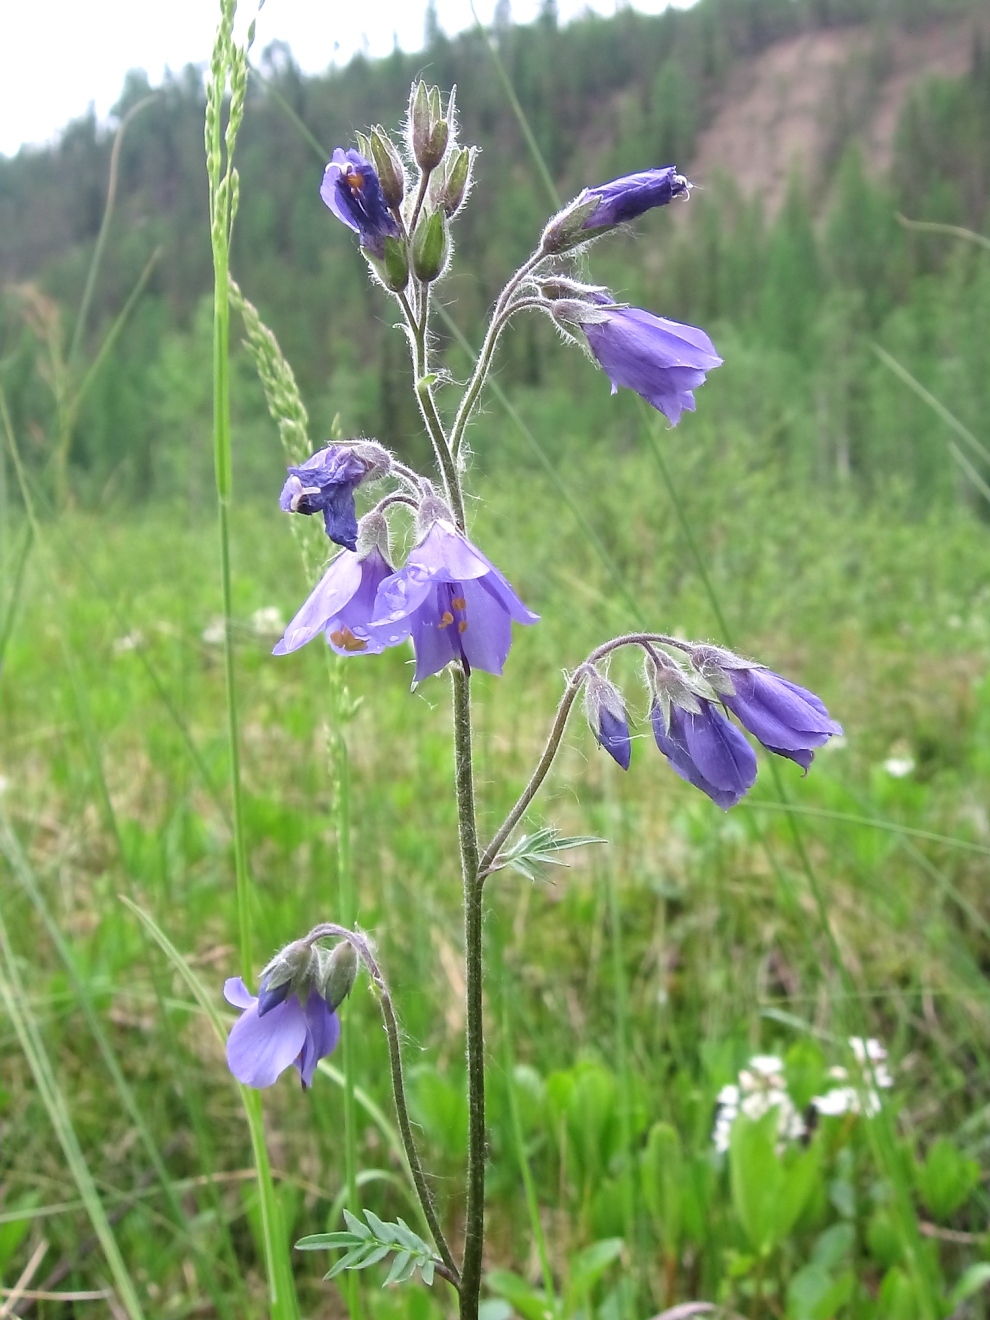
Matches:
[[365, 235, 410, 293], [370, 127, 406, 208], [354, 130, 373, 161], [435, 146, 473, 217], [409, 81, 432, 168], [412, 209, 448, 283], [321, 940, 358, 1011], [408, 80, 449, 172]]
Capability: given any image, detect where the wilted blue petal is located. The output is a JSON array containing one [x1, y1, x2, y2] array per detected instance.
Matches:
[[320, 148, 400, 258], [584, 166, 689, 229]]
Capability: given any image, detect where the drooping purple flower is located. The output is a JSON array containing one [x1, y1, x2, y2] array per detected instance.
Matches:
[[583, 166, 690, 231], [224, 977, 340, 1090], [279, 444, 385, 551], [582, 306, 722, 426], [320, 148, 401, 258], [651, 699, 758, 809], [584, 668, 632, 770], [692, 646, 843, 770], [369, 512, 539, 683], [273, 545, 397, 657]]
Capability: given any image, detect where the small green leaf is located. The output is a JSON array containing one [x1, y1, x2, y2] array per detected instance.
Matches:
[[326, 1246, 371, 1279], [384, 1251, 412, 1285], [363, 1210, 397, 1244], [491, 828, 606, 882], [343, 1209, 372, 1239], [354, 1243, 392, 1269], [296, 1231, 363, 1250], [421, 1257, 436, 1285]]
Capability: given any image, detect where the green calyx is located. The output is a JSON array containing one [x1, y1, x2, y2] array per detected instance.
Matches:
[[412, 210, 448, 283]]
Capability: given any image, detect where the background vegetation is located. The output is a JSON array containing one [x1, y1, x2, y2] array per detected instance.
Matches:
[[1, 0, 990, 1314]]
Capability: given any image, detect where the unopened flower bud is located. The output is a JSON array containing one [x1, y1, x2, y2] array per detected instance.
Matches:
[[257, 940, 318, 1017], [583, 668, 632, 770], [434, 146, 474, 217], [321, 940, 358, 1011], [412, 209, 449, 283], [408, 80, 449, 172], [370, 127, 406, 208]]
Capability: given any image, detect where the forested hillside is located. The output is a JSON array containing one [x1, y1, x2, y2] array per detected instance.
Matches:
[[1, 0, 988, 503]]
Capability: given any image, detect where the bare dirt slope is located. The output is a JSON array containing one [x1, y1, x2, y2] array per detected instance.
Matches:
[[689, 16, 984, 211]]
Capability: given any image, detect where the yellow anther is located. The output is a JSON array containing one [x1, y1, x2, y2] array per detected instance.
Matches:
[[330, 626, 368, 652], [439, 611, 454, 629], [344, 168, 364, 192], [457, 620, 468, 634], [451, 596, 467, 610]]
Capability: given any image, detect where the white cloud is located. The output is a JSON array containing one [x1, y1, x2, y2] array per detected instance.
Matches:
[[2, 0, 689, 158]]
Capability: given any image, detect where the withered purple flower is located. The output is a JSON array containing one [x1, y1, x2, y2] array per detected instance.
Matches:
[[224, 977, 340, 1090], [583, 166, 690, 231], [583, 306, 722, 426], [320, 148, 401, 259], [273, 545, 396, 657], [692, 646, 843, 770], [370, 509, 538, 683], [279, 443, 387, 551]]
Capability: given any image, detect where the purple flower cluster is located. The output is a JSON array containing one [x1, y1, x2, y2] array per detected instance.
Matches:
[[275, 496, 538, 683], [583, 645, 841, 810]]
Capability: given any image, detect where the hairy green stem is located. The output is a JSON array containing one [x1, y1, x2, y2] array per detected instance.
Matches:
[[449, 254, 546, 459], [451, 666, 485, 1320], [398, 289, 463, 520]]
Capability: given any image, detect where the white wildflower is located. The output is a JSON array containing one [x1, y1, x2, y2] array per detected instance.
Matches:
[[251, 606, 285, 638], [202, 618, 226, 645], [113, 631, 144, 655]]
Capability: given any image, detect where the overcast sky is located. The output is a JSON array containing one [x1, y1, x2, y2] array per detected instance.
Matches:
[[1, 0, 687, 159]]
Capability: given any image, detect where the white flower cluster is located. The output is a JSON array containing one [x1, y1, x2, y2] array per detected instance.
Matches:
[[713, 1039, 894, 1152], [713, 1054, 806, 1153], [811, 1037, 893, 1118]]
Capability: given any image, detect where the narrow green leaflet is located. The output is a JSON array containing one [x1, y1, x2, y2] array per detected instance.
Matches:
[[489, 828, 605, 882], [296, 1210, 441, 1287]]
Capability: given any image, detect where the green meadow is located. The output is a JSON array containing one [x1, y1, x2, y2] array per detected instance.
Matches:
[[2, 0, 990, 1314]]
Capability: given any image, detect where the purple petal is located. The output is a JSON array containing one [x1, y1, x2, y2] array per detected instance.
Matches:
[[597, 707, 631, 770], [223, 977, 256, 1010], [274, 553, 364, 655], [725, 669, 841, 753], [406, 521, 495, 582], [226, 996, 308, 1088], [296, 994, 341, 1089], [652, 704, 754, 809], [458, 576, 514, 676], [320, 149, 361, 233], [683, 703, 758, 795], [409, 586, 462, 682]]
